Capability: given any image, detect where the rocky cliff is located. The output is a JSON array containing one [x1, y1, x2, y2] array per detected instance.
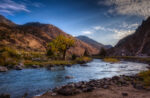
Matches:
[[108, 17, 150, 56]]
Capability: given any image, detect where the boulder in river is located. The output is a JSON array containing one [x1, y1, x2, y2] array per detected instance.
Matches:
[[0, 66, 8, 72], [65, 76, 74, 79], [80, 64, 88, 67], [31, 65, 40, 68], [15, 63, 24, 70]]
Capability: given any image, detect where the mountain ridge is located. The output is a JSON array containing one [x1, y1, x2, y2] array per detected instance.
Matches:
[[0, 15, 99, 56], [76, 35, 112, 49]]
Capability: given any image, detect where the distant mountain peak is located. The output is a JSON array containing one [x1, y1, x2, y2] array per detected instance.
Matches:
[[76, 35, 112, 49]]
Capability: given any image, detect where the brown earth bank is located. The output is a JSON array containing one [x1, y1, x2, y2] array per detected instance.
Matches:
[[33, 74, 150, 98]]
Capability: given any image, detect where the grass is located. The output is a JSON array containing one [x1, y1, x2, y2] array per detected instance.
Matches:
[[103, 58, 120, 63], [0, 46, 93, 68], [75, 56, 92, 64], [24, 60, 75, 67], [139, 70, 150, 86], [108, 56, 150, 63]]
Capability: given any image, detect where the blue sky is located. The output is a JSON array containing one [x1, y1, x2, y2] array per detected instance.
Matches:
[[0, 0, 149, 46]]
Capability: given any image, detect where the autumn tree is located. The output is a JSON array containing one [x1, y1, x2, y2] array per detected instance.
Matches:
[[47, 35, 75, 60]]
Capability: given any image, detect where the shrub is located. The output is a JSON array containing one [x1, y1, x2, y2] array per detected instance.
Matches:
[[103, 58, 120, 63], [139, 70, 150, 86], [99, 48, 107, 57], [75, 56, 92, 64], [0, 47, 21, 66]]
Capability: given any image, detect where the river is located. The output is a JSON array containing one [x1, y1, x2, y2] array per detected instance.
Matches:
[[0, 59, 148, 98]]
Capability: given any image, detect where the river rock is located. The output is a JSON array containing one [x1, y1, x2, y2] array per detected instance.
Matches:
[[51, 93, 57, 96], [15, 63, 24, 70], [57, 87, 81, 96], [0, 66, 8, 72], [65, 76, 74, 79], [0, 93, 10, 98], [80, 64, 88, 67], [15, 66, 23, 70], [32, 65, 40, 68], [103, 85, 109, 89], [122, 93, 128, 96]]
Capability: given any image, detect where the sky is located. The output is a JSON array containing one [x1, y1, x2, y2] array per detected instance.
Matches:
[[0, 0, 149, 46]]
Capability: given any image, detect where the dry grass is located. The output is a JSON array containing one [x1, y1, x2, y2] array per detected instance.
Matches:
[[103, 58, 120, 63], [139, 70, 150, 86]]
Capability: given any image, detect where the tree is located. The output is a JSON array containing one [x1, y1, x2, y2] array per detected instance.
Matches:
[[47, 35, 75, 60], [99, 48, 107, 57]]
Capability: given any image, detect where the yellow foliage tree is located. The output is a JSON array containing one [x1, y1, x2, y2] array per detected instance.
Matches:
[[47, 35, 75, 60]]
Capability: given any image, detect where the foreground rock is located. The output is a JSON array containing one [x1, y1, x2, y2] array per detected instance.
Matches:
[[0, 66, 8, 72], [33, 75, 150, 98], [0, 94, 10, 98]]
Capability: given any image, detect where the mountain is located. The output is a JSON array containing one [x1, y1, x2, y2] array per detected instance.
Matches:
[[108, 17, 150, 56], [0, 15, 99, 56], [76, 36, 112, 49], [0, 15, 15, 26]]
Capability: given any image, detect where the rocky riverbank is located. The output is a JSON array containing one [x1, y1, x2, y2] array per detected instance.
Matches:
[[33, 74, 150, 98]]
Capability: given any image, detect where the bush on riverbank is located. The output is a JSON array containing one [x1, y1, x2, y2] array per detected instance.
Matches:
[[75, 56, 92, 64], [139, 70, 150, 86], [103, 58, 120, 63], [0, 47, 21, 66], [24, 60, 75, 67]]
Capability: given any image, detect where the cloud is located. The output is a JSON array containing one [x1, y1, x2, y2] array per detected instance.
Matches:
[[0, 0, 43, 15], [90, 22, 137, 39], [82, 30, 94, 35], [113, 29, 135, 39], [0, 0, 30, 14], [99, 0, 150, 18]]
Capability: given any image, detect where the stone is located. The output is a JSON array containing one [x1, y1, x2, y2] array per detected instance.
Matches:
[[122, 93, 128, 96], [0, 93, 10, 98], [103, 85, 109, 89], [65, 76, 74, 79], [51, 93, 57, 96], [0, 66, 8, 72], [80, 64, 88, 66], [15, 66, 23, 70], [57, 87, 81, 96], [32, 65, 39, 68]]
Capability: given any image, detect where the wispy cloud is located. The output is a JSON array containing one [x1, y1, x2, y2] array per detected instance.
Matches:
[[0, 0, 43, 15], [93, 25, 136, 39], [82, 30, 94, 35], [99, 0, 150, 18], [83, 22, 138, 40], [0, 0, 29, 14]]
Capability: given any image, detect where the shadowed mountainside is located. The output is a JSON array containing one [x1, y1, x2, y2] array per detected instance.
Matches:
[[0, 15, 99, 56], [108, 17, 150, 56]]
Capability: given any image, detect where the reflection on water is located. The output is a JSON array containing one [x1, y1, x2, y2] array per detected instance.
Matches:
[[0, 59, 148, 98]]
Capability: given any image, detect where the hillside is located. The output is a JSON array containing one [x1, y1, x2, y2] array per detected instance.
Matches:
[[108, 17, 150, 56], [0, 15, 99, 56], [76, 36, 112, 49]]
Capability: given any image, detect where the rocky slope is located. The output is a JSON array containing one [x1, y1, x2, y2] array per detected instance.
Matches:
[[108, 17, 150, 56], [0, 15, 99, 56], [76, 36, 112, 49]]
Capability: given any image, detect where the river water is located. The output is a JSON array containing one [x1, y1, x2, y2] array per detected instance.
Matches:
[[0, 59, 148, 98]]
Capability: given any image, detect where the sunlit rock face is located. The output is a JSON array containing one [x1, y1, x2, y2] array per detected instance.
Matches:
[[108, 17, 150, 56], [0, 15, 99, 56]]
